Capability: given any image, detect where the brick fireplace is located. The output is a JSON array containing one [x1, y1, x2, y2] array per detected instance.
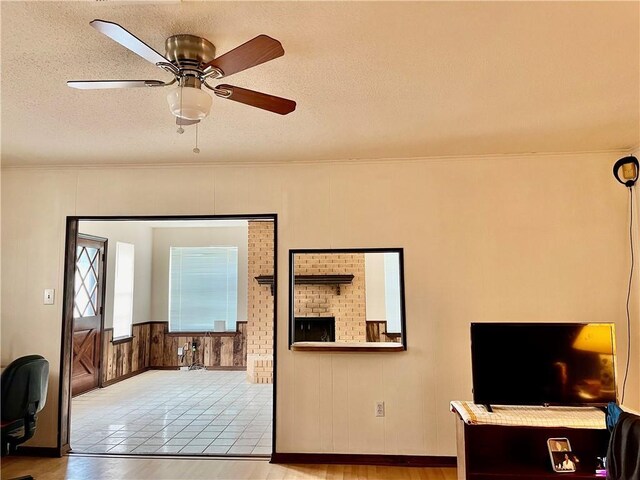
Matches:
[[294, 316, 336, 342], [246, 221, 274, 384], [293, 253, 366, 342]]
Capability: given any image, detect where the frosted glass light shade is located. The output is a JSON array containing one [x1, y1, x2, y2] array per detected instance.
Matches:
[[166, 86, 212, 121]]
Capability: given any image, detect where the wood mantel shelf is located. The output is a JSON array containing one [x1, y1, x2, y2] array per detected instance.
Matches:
[[255, 274, 355, 295], [291, 341, 405, 352]]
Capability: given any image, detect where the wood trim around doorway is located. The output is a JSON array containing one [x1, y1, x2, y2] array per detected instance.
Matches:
[[57, 214, 278, 457], [58, 218, 77, 455]]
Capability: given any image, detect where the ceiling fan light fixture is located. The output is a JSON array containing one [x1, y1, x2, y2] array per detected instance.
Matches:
[[166, 85, 212, 121]]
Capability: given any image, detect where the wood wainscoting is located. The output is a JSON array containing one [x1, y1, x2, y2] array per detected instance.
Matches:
[[102, 323, 151, 385], [150, 321, 247, 369], [101, 321, 248, 386], [365, 321, 402, 343]]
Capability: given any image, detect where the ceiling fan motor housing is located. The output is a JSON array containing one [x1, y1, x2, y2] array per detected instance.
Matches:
[[164, 34, 216, 70]]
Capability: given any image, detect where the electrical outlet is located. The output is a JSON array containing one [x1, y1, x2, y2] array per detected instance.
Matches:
[[177, 346, 184, 356], [376, 401, 385, 417], [43, 289, 55, 305]]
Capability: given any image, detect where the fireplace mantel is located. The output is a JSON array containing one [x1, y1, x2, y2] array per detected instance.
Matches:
[[255, 274, 354, 295]]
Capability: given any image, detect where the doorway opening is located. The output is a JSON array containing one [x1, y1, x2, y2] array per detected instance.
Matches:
[[59, 215, 277, 457]]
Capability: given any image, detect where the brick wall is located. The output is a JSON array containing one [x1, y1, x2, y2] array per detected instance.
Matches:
[[247, 221, 274, 383], [293, 253, 366, 342]]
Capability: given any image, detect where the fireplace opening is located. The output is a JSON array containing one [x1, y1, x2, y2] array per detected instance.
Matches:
[[294, 317, 335, 342]]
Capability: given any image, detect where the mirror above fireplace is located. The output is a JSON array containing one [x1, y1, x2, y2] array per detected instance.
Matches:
[[288, 248, 406, 352]]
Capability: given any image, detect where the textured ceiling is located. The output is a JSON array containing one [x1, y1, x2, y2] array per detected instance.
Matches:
[[1, 1, 638, 166]]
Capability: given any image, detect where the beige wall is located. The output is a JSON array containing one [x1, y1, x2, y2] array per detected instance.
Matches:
[[79, 221, 153, 328], [150, 225, 248, 323], [1, 151, 639, 456]]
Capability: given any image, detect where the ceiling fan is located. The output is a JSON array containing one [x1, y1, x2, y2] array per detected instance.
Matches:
[[68, 20, 296, 131]]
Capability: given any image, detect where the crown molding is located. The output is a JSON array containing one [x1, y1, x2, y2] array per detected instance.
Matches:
[[1, 147, 632, 171]]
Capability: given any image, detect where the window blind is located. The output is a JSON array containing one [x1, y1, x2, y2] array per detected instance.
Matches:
[[169, 246, 238, 332]]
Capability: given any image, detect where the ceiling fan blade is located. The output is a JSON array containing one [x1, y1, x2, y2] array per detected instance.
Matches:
[[67, 80, 165, 89], [214, 84, 296, 115], [204, 35, 284, 78], [176, 117, 201, 126], [90, 19, 169, 66]]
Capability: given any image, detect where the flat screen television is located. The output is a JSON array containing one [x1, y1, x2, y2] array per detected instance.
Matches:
[[471, 323, 617, 407]]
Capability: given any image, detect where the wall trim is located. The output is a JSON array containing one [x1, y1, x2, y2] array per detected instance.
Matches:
[[111, 335, 134, 345], [118, 319, 248, 331], [101, 366, 247, 383], [102, 367, 149, 387], [164, 331, 239, 338], [103, 321, 167, 332], [151, 366, 246, 371], [2, 148, 629, 171], [270, 453, 457, 467], [14, 446, 61, 458]]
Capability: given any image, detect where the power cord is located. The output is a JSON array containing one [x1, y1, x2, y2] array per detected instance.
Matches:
[[179, 342, 189, 365], [189, 337, 207, 371], [621, 186, 634, 405]]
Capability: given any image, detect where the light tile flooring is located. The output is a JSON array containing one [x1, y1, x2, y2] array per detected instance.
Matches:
[[71, 370, 272, 456]]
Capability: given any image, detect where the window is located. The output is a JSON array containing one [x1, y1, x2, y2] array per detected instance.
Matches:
[[74, 245, 100, 318], [169, 246, 238, 332], [289, 248, 406, 351], [113, 242, 135, 339]]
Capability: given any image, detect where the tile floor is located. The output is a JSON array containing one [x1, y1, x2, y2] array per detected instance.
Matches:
[[70, 370, 272, 456]]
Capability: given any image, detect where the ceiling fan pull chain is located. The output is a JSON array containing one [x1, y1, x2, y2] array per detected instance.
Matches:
[[193, 123, 200, 154]]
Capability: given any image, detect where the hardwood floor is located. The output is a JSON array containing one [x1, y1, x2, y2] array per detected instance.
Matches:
[[1, 455, 458, 479]]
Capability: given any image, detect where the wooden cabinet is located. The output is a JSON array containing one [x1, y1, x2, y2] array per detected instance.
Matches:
[[455, 415, 610, 479]]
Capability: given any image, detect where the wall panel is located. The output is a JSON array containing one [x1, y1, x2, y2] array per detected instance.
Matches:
[[2, 152, 638, 456]]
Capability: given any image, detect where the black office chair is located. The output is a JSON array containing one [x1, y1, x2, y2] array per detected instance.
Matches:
[[606, 409, 640, 480], [1, 355, 49, 457]]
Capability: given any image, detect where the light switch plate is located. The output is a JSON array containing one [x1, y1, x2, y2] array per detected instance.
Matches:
[[44, 289, 55, 305]]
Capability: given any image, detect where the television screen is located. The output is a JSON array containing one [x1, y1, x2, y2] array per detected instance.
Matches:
[[471, 323, 617, 406]]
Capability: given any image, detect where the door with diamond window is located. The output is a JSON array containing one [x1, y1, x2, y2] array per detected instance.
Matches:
[[72, 235, 106, 397]]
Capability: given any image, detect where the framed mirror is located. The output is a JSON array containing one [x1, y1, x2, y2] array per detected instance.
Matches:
[[289, 248, 406, 352]]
